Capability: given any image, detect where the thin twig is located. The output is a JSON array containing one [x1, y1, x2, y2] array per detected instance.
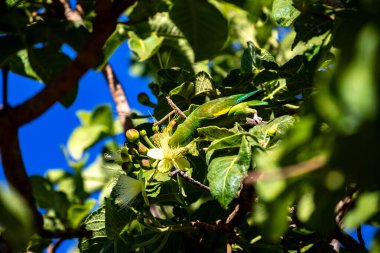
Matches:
[[357, 226, 365, 248], [165, 96, 187, 119], [39, 228, 91, 239], [332, 226, 368, 252], [154, 110, 176, 126], [244, 156, 326, 185], [227, 239, 232, 253], [169, 170, 210, 191], [47, 238, 65, 253]]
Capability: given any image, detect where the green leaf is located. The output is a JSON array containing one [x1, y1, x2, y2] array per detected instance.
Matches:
[[272, 0, 300, 27], [370, 232, 380, 253], [90, 105, 114, 132], [292, 12, 332, 48], [241, 41, 278, 73], [206, 133, 248, 164], [67, 199, 96, 228], [27, 47, 71, 83], [97, 24, 129, 70], [26, 235, 51, 253], [316, 25, 379, 134], [30, 175, 56, 209], [128, 31, 164, 62], [105, 198, 137, 240], [8, 50, 40, 80], [343, 191, 380, 229], [149, 12, 183, 38], [254, 149, 286, 201], [0, 185, 35, 251], [82, 154, 122, 194], [76, 110, 92, 126], [68, 125, 108, 160], [169, 81, 195, 100], [197, 126, 236, 141], [193, 71, 214, 97], [79, 206, 109, 253], [207, 136, 251, 208], [169, 0, 228, 61]]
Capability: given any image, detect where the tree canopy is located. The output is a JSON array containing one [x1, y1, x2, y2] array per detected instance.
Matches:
[[0, 0, 379, 252]]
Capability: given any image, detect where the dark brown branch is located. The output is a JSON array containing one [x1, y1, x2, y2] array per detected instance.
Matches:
[[54, 0, 84, 23], [1, 67, 9, 109], [102, 64, 134, 131], [39, 228, 91, 239], [169, 169, 210, 191], [332, 226, 368, 252], [357, 226, 365, 248]]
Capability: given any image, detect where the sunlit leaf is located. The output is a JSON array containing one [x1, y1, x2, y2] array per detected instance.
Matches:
[[170, 0, 228, 61], [68, 125, 108, 160], [0, 185, 35, 251], [207, 136, 251, 208], [272, 0, 300, 27]]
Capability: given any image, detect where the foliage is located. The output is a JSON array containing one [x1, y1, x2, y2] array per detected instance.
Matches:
[[1, 0, 380, 252]]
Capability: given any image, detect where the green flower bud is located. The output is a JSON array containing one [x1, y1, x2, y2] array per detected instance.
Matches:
[[138, 93, 150, 105], [140, 129, 147, 137], [137, 142, 149, 155], [126, 129, 140, 142], [140, 159, 151, 169], [152, 125, 160, 132]]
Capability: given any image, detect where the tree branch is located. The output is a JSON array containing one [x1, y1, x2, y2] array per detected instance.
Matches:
[[102, 64, 134, 131], [1, 67, 9, 109], [169, 169, 210, 191], [244, 156, 326, 185]]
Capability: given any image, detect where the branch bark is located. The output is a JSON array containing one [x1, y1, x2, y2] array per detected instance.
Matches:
[[102, 64, 134, 131]]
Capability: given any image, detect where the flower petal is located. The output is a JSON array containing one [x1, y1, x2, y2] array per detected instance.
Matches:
[[147, 148, 164, 160], [157, 160, 173, 173], [173, 157, 190, 171]]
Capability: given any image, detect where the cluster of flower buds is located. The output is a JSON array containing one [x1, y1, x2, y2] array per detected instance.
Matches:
[[119, 129, 155, 173]]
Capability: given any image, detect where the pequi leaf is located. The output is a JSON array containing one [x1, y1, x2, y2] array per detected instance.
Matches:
[[241, 41, 278, 74], [207, 136, 251, 208], [0, 184, 35, 251], [79, 206, 110, 253], [272, 0, 300, 27], [128, 31, 164, 62], [169, 0, 228, 61], [197, 126, 236, 141], [68, 125, 108, 160]]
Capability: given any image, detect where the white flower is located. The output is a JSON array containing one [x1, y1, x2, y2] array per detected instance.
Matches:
[[147, 130, 190, 173]]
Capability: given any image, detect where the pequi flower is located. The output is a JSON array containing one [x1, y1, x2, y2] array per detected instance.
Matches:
[[147, 128, 190, 173]]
